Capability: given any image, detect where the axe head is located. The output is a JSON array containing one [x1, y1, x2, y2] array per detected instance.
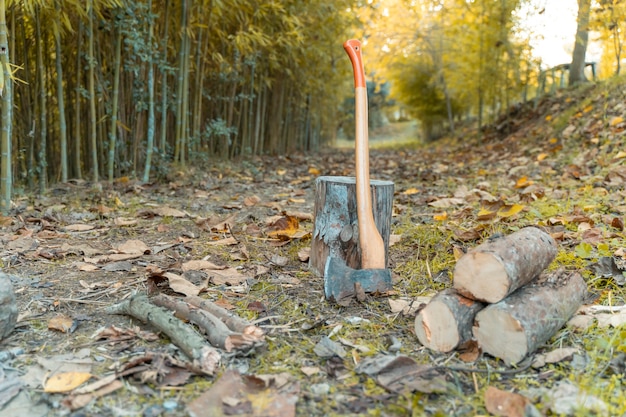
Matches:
[[324, 257, 393, 305]]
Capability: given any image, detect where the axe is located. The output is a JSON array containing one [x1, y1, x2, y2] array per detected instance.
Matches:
[[324, 40, 393, 303]]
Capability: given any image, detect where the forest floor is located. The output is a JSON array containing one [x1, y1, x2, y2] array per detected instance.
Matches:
[[1, 77, 626, 417]]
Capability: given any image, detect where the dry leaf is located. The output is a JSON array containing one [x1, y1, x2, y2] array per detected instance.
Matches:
[[297, 247, 310, 262], [244, 195, 261, 207], [48, 314, 76, 333], [116, 239, 150, 255], [497, 204, 525, 218], [44, 372, 93, 393], [114, 217, 138, 226], [484, 386, 530, 417], [207, 236, 239, 246], [182, 260, 225, 271], [161, 272, 202, 296], [266, 215, 300, 239], [65, 224, 95, 232]]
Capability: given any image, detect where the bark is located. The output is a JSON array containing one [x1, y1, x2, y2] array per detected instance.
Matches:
[[309, 176, 394, 276], [415, 289, 485, 353], [0, 0, 11, 213], [151, 294, 264, 352], [143, 0, 155, 183], [106, 294, 220, 375], [185, 295, 264, 337], [473, 269, 588, 365], [53, 0, 67, 183], [35, 6, 47, 193], [108, 21, 122, 182], [73, 21, 83, 180], [569, 0, 591, 86], [88, 1, 98, 182], [453, 227, 557, 303]]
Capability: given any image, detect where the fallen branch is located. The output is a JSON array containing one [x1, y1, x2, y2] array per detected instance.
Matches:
[[473, 269, 588, 365], [414, 289, 485, 353], [454, 227, 557, 303], [151, 294, 264, 352], [106, 294, 220, 375], [185, 295, 264, 337]]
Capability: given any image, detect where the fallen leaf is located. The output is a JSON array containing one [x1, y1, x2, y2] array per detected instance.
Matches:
[[186, 370, 299, 417], [266, 215, 300, 239], [65, 224, 95, 232], [152, 206, 187, 217], [484, 386, 531, 417], [497, 204, 525, 218], [44, 372, 93, 393], [48, 314, 77, 333], [244, 195, 261, 207], [355, 354, 447, 394], [610, 116, 624, 127], [162, 272, 202, 296], [116, 239, 150, 255], [514, 176, 534, 189], [297, 247, 310, 262], [402, 188, 420, 195]]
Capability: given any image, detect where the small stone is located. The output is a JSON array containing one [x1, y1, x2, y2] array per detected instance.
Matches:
[[310, 383, 330, 396], [162, 400, 178, 411]]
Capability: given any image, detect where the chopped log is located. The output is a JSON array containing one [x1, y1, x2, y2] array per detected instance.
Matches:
[[0, 273, 17, 340], [472, 269, 588, 365], [453, 227, 557, 303], [151, 294, 264, 352], [106, 294, 220, 375], [185, 295, 264, 337], [309, 176, 394, 276], [414, 289, 485, 353]]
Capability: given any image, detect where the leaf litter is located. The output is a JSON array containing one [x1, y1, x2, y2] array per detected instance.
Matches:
[[0, 82, 626, 416]]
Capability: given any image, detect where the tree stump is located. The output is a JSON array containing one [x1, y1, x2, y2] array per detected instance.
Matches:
[[414, 289, 485, 353], [473, 269, 588, 365], [0, 273, 17, 341], [453, 227, 557, 303], [309, 176, 394, 276]]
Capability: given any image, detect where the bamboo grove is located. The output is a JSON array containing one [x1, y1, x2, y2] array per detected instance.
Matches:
[[0, 0, 358, 205]]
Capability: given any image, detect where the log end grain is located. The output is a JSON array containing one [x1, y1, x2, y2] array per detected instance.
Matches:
[[453, 252, 509, 303], [415, 301, 460, 353], [472, 309, 528, 365]]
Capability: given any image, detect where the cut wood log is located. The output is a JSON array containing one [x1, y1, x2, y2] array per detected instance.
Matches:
[[414, 289, 486, 353], [151, 294, 264, 352], [0, 273, 17, 341], [453, 227, 557, 303], [472, 269, 588, 365], [106, 294, 220, 375], [309, 176, 394, 276]]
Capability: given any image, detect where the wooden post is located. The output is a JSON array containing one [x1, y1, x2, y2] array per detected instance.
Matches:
[[309, 176, 394, 276]]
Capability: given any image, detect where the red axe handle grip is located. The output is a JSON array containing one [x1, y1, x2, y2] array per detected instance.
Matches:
[[343, 39, 386, 269]]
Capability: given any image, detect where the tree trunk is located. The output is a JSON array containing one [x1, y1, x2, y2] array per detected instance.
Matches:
[[473, 269, 588, 365], [174, 0, 189, 164], [453, 227, 557, 303], [88, 0, 98, 182], [108, 20, 122, 182], [54, 0, 67, 183], [0, 0, 11, 213], [35, 6, 47, 194], [73, 21, 83, 180], [569, 0, 591, 86], [143, 0, 155, 183], [415, 289, 485, 353], [159, 0, 170, 154]]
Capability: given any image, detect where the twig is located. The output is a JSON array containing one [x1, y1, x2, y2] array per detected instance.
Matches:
[[106, 294, 220, 375], [151, 294, 264, 352]]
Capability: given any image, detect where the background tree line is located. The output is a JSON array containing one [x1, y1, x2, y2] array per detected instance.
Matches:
[[0, 0, 623, 212], [0, 0, 358, 208]]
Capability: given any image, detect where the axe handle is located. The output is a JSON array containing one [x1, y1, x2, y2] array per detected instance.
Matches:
[[344, 40, 385, 269]]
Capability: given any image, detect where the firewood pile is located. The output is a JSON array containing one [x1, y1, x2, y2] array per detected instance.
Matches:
[[414, 227, 588, 365]]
